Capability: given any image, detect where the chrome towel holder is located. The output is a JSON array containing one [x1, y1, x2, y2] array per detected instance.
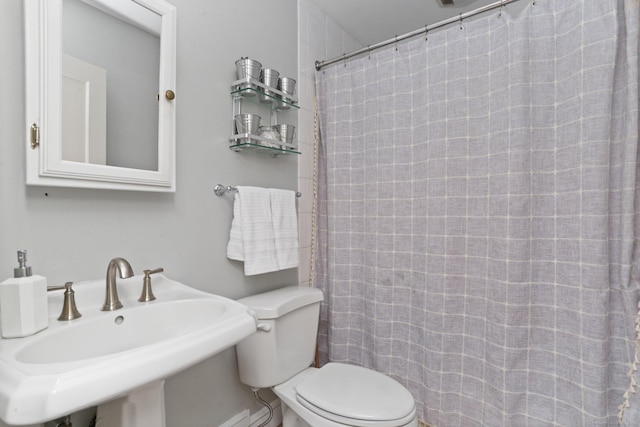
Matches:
[[214, 184, 301, 198]]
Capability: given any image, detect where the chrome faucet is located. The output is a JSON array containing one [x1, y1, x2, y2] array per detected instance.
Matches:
[[102, 257, 134, 311]]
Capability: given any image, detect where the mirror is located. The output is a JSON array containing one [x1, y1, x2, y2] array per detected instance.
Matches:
[[24, 0, 176, 191]]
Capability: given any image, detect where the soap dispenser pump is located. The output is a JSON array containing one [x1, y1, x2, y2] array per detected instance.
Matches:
[[0, 250, 49, 338]]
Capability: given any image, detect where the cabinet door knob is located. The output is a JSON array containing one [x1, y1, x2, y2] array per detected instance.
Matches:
[[165, 90, 176, 100]]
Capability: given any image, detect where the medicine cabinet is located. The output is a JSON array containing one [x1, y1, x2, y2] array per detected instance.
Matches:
[[24, 0, 177, 191]]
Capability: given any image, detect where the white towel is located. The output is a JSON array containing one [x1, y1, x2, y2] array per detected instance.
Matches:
[[226, 191, 244, 262], [269, 188, 299, 270], [226, 186, 279, 276]]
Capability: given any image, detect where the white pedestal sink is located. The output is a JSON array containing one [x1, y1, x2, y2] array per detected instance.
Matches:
[[0, 275, 257, 425]]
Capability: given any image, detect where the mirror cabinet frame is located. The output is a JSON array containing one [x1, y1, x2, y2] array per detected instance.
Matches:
[[24, 0, 177, 192]]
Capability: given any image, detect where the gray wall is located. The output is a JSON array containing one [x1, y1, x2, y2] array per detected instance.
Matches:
[[0, 0, 298, 425]]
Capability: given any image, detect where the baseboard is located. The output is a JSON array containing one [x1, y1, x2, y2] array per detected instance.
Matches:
[[220, 398, 282, 427], [219, 409, 250, 427]]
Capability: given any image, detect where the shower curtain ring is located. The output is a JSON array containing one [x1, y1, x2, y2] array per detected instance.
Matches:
[[343, 53, 347, 67], [395, 35, 399, 51], [368, 45, 371, 60], [459, 13, 464, 30], [425, 25, 429, 42]]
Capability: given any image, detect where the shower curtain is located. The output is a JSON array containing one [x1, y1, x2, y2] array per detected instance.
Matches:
[[314, 0, 639, 425]]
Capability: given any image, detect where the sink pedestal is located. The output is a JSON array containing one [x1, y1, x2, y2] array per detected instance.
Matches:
[[96, 381, 166, 427]]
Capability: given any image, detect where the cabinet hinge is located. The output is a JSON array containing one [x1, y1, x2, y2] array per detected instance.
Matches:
[[30, 123, 40, 149]]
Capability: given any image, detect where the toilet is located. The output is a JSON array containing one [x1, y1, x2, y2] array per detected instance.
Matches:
[[236, 286, 418, 427]]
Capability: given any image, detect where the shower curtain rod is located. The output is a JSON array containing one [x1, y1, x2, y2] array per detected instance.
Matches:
[[315, 0, 521, 71]]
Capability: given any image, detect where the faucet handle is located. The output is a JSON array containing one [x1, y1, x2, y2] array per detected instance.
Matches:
[[138, 268, 163, 302], [58, 282, 82, 321]]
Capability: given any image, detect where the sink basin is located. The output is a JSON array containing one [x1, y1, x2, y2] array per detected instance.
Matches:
[[16, 299, 229, 364], [0, 275, 257, 425]]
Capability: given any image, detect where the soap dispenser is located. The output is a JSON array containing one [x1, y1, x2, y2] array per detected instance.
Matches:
[[0, 250, 49, 338]]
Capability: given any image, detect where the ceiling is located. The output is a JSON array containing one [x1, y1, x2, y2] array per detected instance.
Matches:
[[312, 0, 525, 49]]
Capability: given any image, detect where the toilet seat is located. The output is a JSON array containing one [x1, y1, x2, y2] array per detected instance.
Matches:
[[294, 363, 416, 427]]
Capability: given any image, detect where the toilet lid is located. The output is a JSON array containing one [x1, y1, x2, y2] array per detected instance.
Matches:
[[295, 363, 416, 427]]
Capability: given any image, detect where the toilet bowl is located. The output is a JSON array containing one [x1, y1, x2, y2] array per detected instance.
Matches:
[[236, 286, 418, 427], [275, 365, 418, 427]]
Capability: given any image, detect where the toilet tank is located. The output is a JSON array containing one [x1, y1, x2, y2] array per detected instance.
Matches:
[[235, 286, 324, 389]]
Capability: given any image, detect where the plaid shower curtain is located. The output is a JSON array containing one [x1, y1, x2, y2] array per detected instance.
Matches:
[[315, 0, 640, 425]]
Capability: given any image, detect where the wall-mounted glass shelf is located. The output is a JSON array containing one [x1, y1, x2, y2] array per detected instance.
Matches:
[[229, 75, 299, 156], [231, 77, 299, 110], [229, 141, 301, 156], [230, 133, 299, 153]]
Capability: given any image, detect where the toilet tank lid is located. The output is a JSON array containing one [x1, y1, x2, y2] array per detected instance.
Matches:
[[237, 286, 323, 319]]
